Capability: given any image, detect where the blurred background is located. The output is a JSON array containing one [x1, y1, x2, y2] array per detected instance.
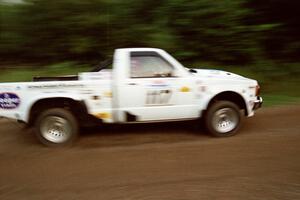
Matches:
[[0, 0, 299, 106]]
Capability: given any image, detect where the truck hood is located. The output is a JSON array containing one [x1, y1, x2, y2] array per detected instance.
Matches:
[[189, 68, 254, 82]]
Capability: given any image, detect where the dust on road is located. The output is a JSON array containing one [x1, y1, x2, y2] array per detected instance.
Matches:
[[0, 105, 300, 200]]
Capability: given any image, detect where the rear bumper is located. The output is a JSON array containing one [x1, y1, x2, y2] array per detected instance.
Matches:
[[253, 96, 263, 110]]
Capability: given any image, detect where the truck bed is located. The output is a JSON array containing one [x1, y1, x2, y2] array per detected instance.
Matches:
[[33, 75, 78, 82]]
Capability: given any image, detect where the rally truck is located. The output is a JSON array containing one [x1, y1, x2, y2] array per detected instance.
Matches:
[[0, 48, 262, 146]]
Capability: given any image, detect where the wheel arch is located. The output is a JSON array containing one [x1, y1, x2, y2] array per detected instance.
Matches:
[[206, 91, 248, 116], [27, 97, 89, 126]]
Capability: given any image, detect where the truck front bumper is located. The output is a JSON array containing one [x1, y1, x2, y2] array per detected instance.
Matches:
[[253, 96, 263, 110]]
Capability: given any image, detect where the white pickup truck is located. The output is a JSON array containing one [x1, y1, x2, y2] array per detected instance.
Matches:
[[0, 48, 262, 146]]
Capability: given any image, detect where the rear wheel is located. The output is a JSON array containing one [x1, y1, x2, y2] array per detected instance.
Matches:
[[35, 108, 79, 147], [205, 101, 243, 137]]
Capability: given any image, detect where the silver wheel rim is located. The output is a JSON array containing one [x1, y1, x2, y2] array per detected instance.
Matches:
[[40, 116, 72, 143], [212, 108, 239, 133]]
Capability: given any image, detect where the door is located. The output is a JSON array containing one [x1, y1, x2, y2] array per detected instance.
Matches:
[[117, 51, 199, 122]]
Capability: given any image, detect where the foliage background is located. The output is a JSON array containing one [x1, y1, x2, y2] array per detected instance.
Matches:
[[0, 0, 299, 104]]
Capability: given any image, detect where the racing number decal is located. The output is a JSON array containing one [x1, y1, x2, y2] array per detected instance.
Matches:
[[146, 90, 172, 105]]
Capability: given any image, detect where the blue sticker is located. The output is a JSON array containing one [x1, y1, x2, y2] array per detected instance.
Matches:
[[148, 84, 169, 87], [0, 93, 21, 109]]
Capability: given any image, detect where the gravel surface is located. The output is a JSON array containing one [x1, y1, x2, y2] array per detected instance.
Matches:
[[0, 105, 300, 200]]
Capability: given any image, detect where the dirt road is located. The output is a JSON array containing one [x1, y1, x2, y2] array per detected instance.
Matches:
[[0, 105, 300, 200]]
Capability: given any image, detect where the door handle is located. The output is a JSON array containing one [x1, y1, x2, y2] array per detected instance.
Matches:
[[128, 82, 137, 86]]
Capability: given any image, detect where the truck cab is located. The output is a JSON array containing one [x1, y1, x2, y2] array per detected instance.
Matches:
[[111, 48, 200, 122]]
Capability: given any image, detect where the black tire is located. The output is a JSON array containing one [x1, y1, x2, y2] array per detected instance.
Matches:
[[34, 108, 79, 147], [204, 101, 243, 137]]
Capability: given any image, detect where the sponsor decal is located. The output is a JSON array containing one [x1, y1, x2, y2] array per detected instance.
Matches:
[[149, 84, 169, 87], [198, 86, 206, 92], [148, 80, 169, 88], [94, 112, 111, 119], [146, 90, 172, 105], [0, 93, 21, 109], [103, 91, 113, 98], [180, 86, 190, 92], [153, 80, 165, 84], [28, 83, 84, 89]]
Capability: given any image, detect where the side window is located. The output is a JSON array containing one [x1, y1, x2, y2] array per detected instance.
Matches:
[[130, 53, 174, 78]]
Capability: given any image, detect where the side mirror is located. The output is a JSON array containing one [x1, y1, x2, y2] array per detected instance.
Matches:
[[189, 68, 197, 73]]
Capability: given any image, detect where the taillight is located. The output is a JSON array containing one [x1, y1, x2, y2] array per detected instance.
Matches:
[[255, 85, 260, 96]]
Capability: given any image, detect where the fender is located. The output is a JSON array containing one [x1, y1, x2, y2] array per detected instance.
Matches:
[[203, 90, 249, 116], [23, 93, 85, 123]]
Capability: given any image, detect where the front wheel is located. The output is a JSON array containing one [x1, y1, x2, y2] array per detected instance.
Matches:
[[35, 108, 79, 147], [204, 101, 243, 137]]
